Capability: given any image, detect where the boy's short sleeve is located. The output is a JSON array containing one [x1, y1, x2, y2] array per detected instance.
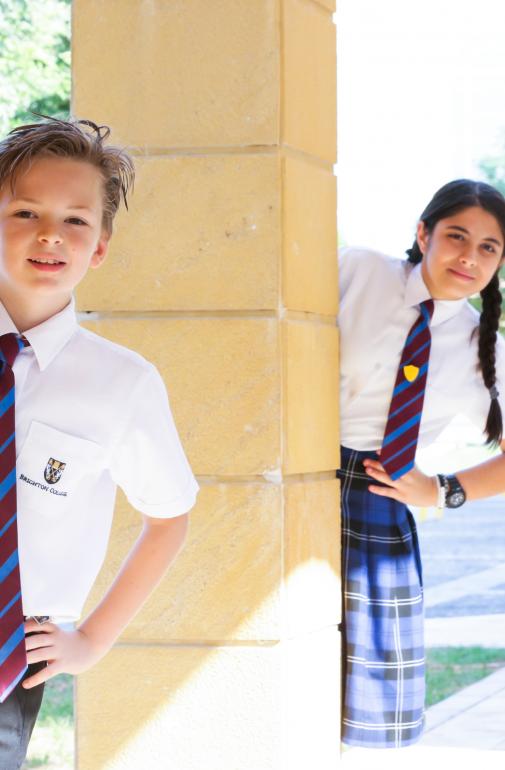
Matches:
[[109, 365, 199, 518]]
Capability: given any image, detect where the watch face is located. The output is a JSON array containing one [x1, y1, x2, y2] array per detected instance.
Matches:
[[448, 491, 465, 508]]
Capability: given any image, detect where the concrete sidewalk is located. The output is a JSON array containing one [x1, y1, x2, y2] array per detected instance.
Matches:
[[421, 664, 505, 749], [425, 613, 505, 647], [341, 745, 505, 769], [423, 563, 505, 609]]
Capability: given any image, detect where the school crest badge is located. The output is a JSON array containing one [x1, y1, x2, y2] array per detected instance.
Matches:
[[403, 365, 419, 383], [44, 458, 66, 485]]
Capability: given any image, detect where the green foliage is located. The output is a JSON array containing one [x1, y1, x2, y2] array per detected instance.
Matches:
[[479, 158, 505, 199], [426, 646, 505, 707], [0, 0, 71, 135], [23, 674, 73, 769], [479, 129, 505, 198]]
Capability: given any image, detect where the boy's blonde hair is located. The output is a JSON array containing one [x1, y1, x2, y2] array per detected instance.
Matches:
[[0, 114, 135, 234]]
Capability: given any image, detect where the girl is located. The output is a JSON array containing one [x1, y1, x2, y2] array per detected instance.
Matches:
[[338, 178, 505, 750]]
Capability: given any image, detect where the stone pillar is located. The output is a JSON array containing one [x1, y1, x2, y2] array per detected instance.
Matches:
[[72, 1, 339, 768]]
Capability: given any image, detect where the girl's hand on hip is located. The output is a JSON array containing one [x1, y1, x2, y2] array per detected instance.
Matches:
[[363, 458, 438, 507], [22, 620, 109, 688]]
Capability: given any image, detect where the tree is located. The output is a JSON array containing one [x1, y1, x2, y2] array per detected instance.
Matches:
[[0, 0, 70, 134]]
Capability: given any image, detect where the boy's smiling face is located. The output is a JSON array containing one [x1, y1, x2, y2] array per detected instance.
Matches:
[[0, 155, 109, 326]]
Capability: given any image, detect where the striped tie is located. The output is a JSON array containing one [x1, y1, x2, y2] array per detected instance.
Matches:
[[381, 299, 434, 480], [0, 333, 29, 702]]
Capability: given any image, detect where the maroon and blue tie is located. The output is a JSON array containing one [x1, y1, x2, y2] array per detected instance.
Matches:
[[0, 333, 29, 702], [381, 299, 434, 480]]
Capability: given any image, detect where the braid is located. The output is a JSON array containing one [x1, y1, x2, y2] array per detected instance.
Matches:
[[406, 240, 423, 264], [478, 271, 503, 445]]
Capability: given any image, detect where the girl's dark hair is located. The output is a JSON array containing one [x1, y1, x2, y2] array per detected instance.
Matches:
[[0, 114, 135, 235], [407, 179, 505, 446]]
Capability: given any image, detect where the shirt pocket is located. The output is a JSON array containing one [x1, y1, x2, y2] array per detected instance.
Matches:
[[16, 421, 105, 517]]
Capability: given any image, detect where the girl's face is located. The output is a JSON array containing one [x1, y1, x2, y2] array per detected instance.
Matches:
[[417, 206, 504, 300]]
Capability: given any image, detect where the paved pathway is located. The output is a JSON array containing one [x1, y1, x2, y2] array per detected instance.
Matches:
[[424, 563, 505, 609], [341, 745, 505, 769], [421, 665, 505, 749], [425, 613, 505, 647], [420, 577, 505, 749]]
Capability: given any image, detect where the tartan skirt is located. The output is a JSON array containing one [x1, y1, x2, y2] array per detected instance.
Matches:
[[338, 446, 426, 749]]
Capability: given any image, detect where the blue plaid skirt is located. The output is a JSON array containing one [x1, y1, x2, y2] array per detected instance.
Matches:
[[338, 446, 425, 748]]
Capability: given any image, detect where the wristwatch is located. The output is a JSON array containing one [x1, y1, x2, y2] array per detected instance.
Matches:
[[436, 474, 467, 508]]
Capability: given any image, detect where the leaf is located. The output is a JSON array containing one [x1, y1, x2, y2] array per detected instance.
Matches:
[[0, 0, 70, 134]]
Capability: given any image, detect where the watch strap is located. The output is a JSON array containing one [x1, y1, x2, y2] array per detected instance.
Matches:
[[435, 474, 446, 509], [438, 473, 466, 508]]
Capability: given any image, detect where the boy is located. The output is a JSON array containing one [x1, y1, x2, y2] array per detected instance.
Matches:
[[0, 115, 199, 766]]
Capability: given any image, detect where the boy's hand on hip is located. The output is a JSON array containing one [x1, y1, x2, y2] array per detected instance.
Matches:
[[22, 620, 109, 688], [363, 458, 438, 507], [20, 513, 190, 690]]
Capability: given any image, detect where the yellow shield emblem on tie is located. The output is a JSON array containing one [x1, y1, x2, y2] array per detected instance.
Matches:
[[404, 365, 419, 382]]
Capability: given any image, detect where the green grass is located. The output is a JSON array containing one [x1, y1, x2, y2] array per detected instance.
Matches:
[[22, 674, 74, 770], [426, 646, 505, 707]]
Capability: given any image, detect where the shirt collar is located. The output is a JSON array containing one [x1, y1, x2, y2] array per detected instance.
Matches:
[[404, 262, 467, 327], [0, 297, 78, 371]]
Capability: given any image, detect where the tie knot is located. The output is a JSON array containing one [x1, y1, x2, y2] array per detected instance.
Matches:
[[420, 299, 434, 322], [0, 333, 29, 369]]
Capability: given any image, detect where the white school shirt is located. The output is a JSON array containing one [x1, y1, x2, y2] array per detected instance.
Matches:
[[339, 246, 505, 451], [2, 298, 199, 622]]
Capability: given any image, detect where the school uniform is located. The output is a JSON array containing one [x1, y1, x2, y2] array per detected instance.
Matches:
[[338, 246, 505, 748], [0, 297, 199, 766]]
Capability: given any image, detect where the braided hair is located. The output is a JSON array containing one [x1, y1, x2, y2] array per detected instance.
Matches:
[[406, 179, 505, 446]]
